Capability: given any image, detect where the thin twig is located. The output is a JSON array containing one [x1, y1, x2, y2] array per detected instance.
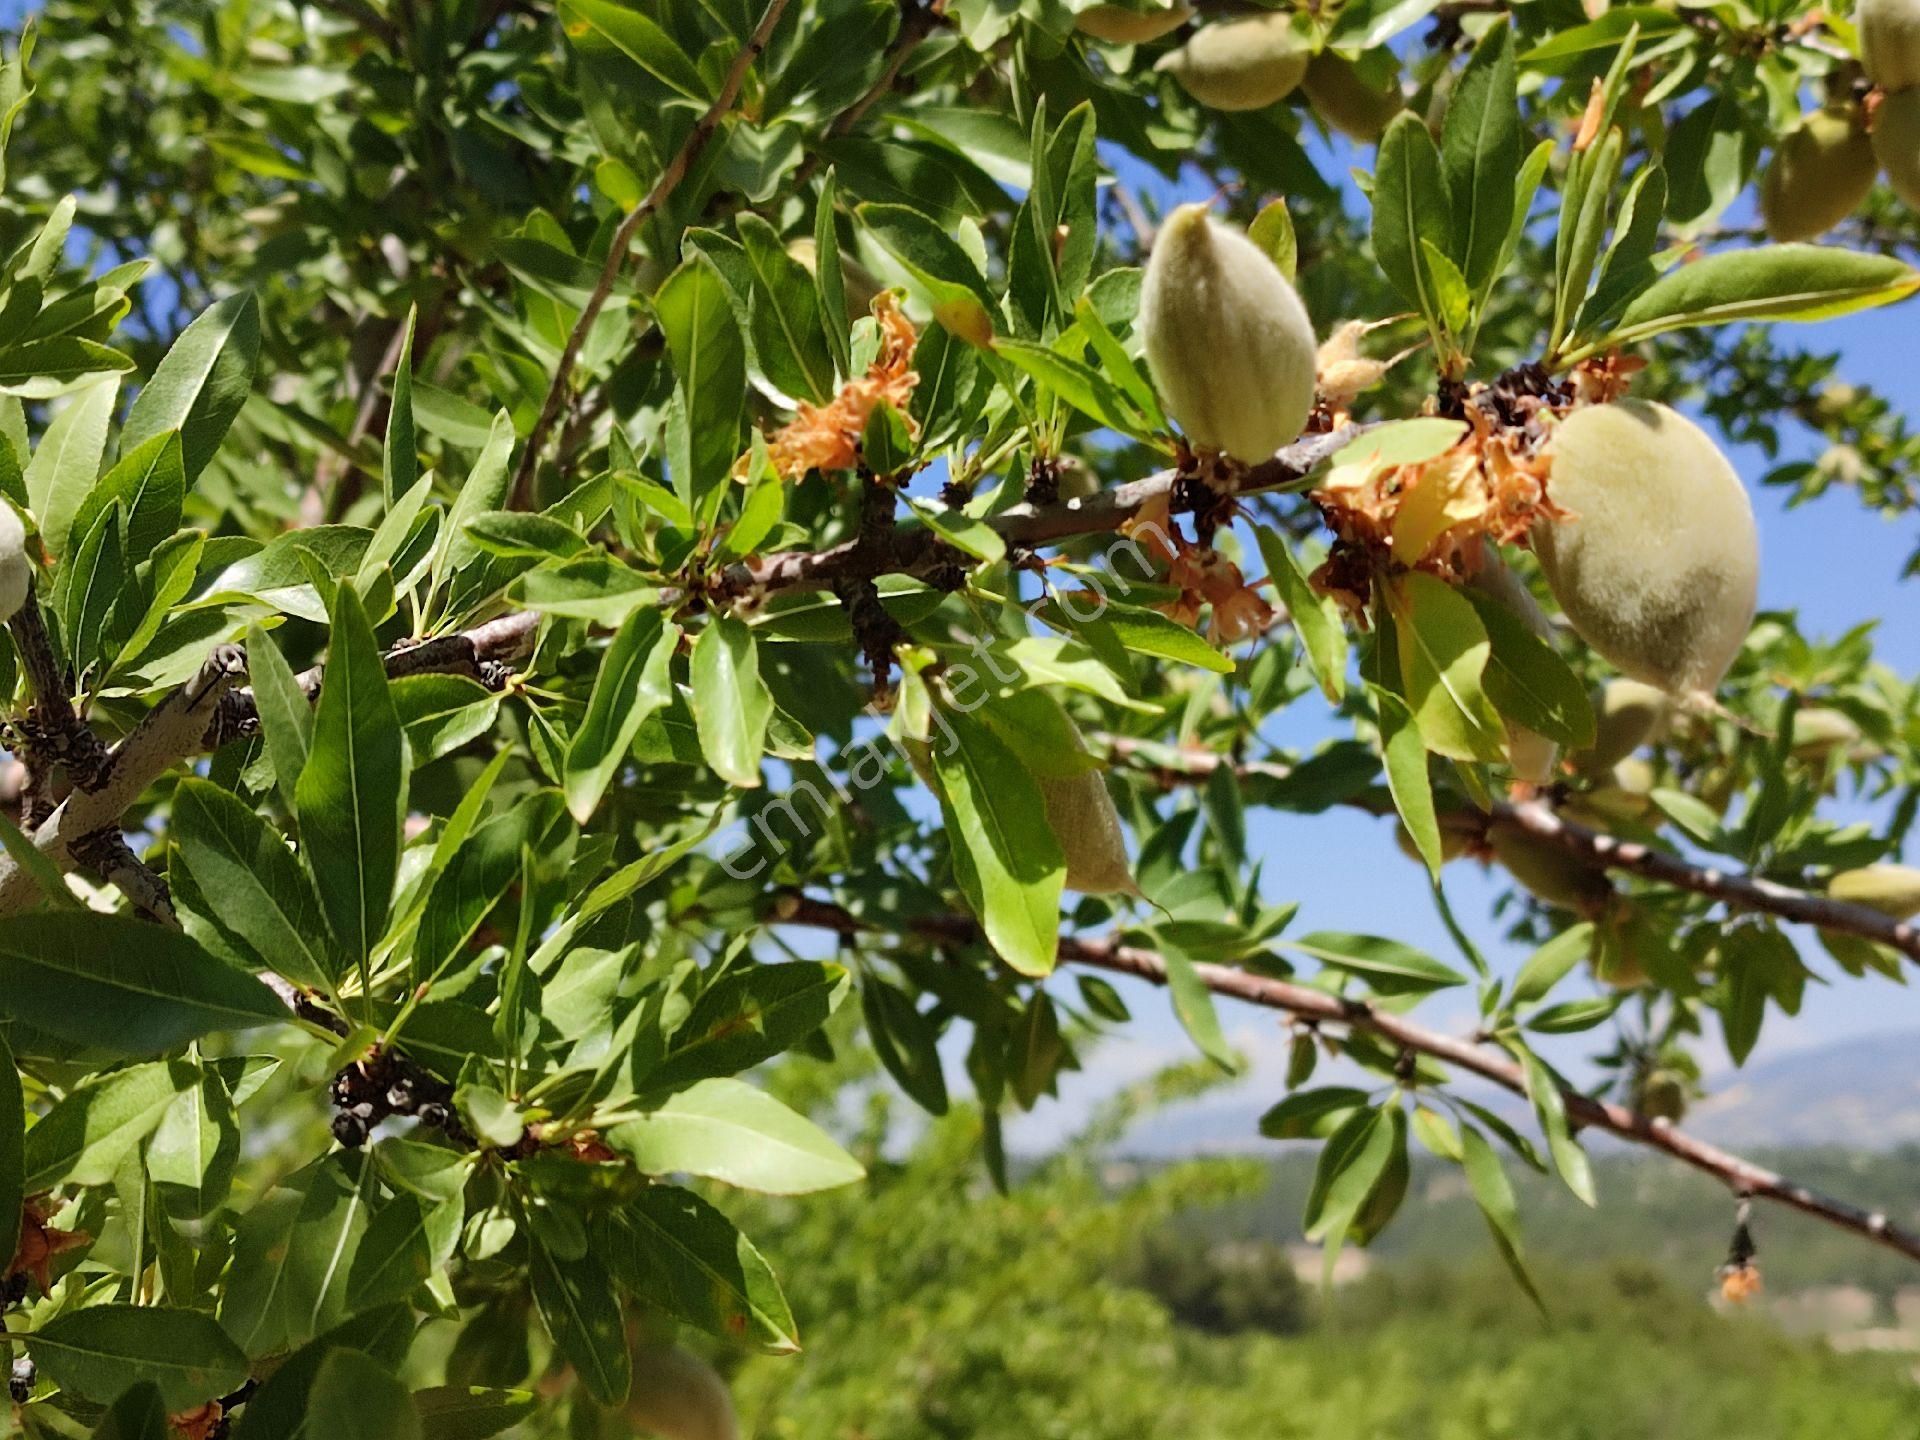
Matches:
[[775, 895, 1920, 1266], [509, 0, 796, 508]]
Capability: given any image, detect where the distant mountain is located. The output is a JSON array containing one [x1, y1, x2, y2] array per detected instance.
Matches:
[[1686, 1030, 1920, 1150], [1121, 1029, 1920, 1156]]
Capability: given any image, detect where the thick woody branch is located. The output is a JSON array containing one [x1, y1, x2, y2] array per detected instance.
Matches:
[[776, 895, 1920, 1266], [70, 829, 179, 928], [510, 0, 795, 507], [0, 645, 247, 915]]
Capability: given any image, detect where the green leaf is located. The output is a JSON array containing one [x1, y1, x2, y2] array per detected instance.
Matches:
[[905, 494, 1005, 564], [1520, 1047, 1597, 1205], [415, 792, 572, 984], [0, 1030, 20, 1268], [69, 429, 184, 562], [1460, 1122, 1546, 1313], [1259, 1087, 1371, 1140], [219, 1153, 377, 1356], [0, 912, 288, 1055], [348, 1193, 461, 1312], [690, 615, 772, 789], [814, 169, 852, 379], [146, 1061, 241, 1219], [1248, 197, 1298, 284], [1441, 20, 1519, 292], [993, 337, 1152, 439], [1465, 587, 1595, 749], [738, 213, 836, 404], [652, 960, 848, 1091], [1256, 527, 1345, 702], [856, 202, 998, 346], [247, 624, 314, 812], [607, 1077, 866, 1194], [382, 307, 417, 506], [431, 410, 516, 607], [1371, 113, 1454, 334], [1388, 573, 1507, 764], [391, 674, 502, 764], [559, 0, 708, 102], [1158, 937, 1236, 1072], [1374, 686, 1442, 879], [1287, 930, 1467, 994], [413, 1387, 539, 1440], [565, 610, 680, 820], [862, 974, 950, 1113], [297, 584, 405, 974], [1507, 922, 1594, 1009], [1303, 1105, 1395, 1243], [517, 554, 657, 624], [25, 370, 116, 552], [1552, 125, 1623, 353], [601, 1185, 800, 1353], [120, 292, 260, 484], [172, 778, 337, 992], [307, 1346, 421, 1440], [1607, 245, 1920, 348], [87, 1381, 170, 1440], [23, 1061, 193, 1191], [530, 1236, 631, 1405], [0, 337, 135, 398], [28, 1305, 249, 1412], [930, 706, 1064, 978], [654, 256, 746, 525]]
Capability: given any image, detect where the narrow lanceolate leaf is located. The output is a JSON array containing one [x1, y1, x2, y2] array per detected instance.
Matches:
[[1464, 588, 1595, 749], [650, 960, 848, 1091], [172, 778, 337, 991], [930, 706, 1064, 978], [1519, 1047, 1598, 1205], [1460, 1122, 1547, 1313], [24, 371, 116, 552], [120, 291, 260, 484], [1441, 19, 1518, 292], [1157, 937, 1236, 1073], [1388, 572, 1507, 764], [296, 584, 405, 973], [564, 609, 680, 821], [862, 974, 951, 1113], [813, 169, 852, 378], [690, 615, 771, 789], [1373, 686, 1443, 879], [306, 1346, 421, 1440], [737, 212, 836, 404], [247, 624, 313, 812], [1303, 1105, 1396, 1243], [68, 428, 184, 561], [1255, 525, 1346, 702], [411, 1387, 538, 1440], [87, 1381, 170, 1440], [1287, 930, 1467, 994], [558, 0, 709, 102], [1507, 922, 1595, 1009], [382, 305, 417, 506], [600, 1185, 800, 1352], [607, 1077, 866, 1195], [218, 1154, 377, 1357], [27, 1305, 250, 1411], [0, 912, 288, 1056], [1371, 113, 1454, 331], [23, 1061, 194, 1191], [1607, 245, 1920, 347], [530, 1237, 631, 1406], [0, 1030, 20, 1270], [653, 255, 745, 525]]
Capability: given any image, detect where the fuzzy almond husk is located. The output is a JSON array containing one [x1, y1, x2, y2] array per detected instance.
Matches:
[[1872, 86, 1920, 208], [625, 1344, 738, 1440], [0, 505, 25, 627], [1759, 106, 1876, 242], [1580, 678, 1670, 772], [1534, 400, 1758, 703], [1826, 863, 1920, 920], [1155, 12, 1310, 111], [1790, 705, 1863, 759], [1862, 0, 1920, 91], [1488, 821, 1613, 915], [1036, 767, 1141, 896], [1075, 1, 1192, 44], [1301, 53, 1404, 142], [1139, 204, 1317, 463]]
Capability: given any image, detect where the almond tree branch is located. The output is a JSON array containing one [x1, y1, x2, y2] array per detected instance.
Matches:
[[1091, 738, 1920, 965], [509, 0, 795, 508], [775, 894, 1920, 1266]]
